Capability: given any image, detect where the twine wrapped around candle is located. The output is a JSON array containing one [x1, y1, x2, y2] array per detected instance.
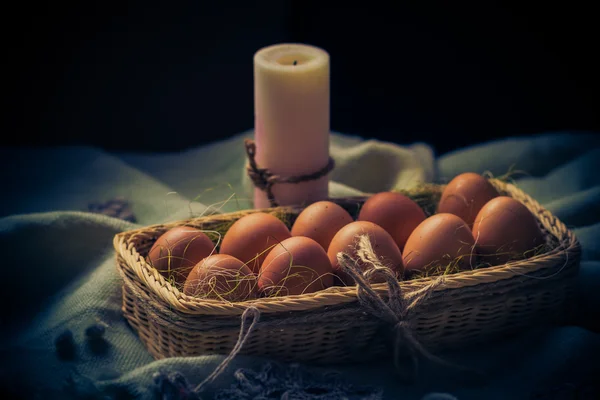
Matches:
[[245, 138, 335, 207]]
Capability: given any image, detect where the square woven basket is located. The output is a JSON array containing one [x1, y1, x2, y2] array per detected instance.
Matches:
[[113, 179, 581, 364]]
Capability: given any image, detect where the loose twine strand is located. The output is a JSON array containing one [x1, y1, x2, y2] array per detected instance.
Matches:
[[245, 138, 335, 207], [189, 234, 483, 393], [194, 306, 260, 393]]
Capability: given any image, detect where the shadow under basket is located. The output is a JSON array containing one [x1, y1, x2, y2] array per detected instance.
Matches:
[[113, 179, 581, 364]]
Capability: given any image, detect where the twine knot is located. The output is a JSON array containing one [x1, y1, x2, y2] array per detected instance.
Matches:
[[337, 234, 454, 382], [245, 140, 275, 194], [245, 138, 335, 207]]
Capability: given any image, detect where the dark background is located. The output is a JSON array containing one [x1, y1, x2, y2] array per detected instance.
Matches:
[[6, 1, 599, 155]]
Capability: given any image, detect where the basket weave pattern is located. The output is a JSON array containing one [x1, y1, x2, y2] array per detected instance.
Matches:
[[114, 180, 580, 363]]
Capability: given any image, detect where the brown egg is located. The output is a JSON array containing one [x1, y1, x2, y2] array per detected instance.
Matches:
[[437, 172, 499, 226], [220, 212, 291, 274], [183, 254, 257, 302], [147, 226, 216, 286], [327, 221, 404, 286], [403, 213, 476, 273], [291, 201, 354, 250], [259, 236, 333, 296], [472, 196, 545, 265], [357, 192, 426, 251]]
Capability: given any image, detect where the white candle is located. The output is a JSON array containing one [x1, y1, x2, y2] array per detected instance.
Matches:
[[253, 43, 331, 208]]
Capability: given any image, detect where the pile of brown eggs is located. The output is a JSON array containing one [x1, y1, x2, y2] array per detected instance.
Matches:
[[147, 173, 546, 302]]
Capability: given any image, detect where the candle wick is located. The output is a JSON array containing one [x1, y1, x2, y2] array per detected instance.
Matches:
[[293, 60, 297, 66]]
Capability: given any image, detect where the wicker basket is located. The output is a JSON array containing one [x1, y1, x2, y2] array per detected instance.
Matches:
[[113, 179, 581, 364]]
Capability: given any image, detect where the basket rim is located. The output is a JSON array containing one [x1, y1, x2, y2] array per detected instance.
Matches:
[[114, 179, 581, 316]]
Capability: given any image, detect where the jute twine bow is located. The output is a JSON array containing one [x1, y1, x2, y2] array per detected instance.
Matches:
[[245, 138, 335, 207], [337, 234, 480, 383]]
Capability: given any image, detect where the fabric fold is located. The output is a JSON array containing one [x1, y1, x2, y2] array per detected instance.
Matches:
[[1, 131, 599, 400]]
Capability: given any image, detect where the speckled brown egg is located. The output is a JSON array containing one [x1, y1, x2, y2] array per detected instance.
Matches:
[[259, 236, 333, 296], [183, 254, 257, 302], [472, 196, 545, 265], [437, 172, 499, 226], [291, 201, 354, 250], [220, 212, 291, 274], [327, 221, 404, 286], [147, 226, 216, 286], [357, 192, 426, 251], [403, 213, 476, 273]]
